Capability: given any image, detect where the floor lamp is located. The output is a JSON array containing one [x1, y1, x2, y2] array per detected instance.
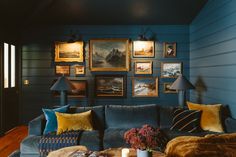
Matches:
[[50, 76, 75, 106], [170, 74, 195, 108]]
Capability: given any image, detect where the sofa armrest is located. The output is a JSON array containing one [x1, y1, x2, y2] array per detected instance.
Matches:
[[225, 117, 236, 133], [28, 114, 45, 136]]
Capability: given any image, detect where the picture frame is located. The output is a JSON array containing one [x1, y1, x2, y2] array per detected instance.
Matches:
[[163, 42, 176, 58], [89, 39, 130, 71], [133, 41, 155, 57], [132, 77, 158, 97], [55, 41, 84, 62], [55, 65, 70, 76], [134, 60, 153, 74], [163, 83, 177, 94], [52, 80, 87, 98], [161, 62, 182, 78], [74, 65, 85, 75], [95, 75, 126, 98]]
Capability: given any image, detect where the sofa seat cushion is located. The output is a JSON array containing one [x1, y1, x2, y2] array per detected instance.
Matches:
[[20, 135, 41, 155], [161, 128, 219, 140], [103, 128, 129, 149], [105, 104, 159, 129], [79, 130, 101, 151]]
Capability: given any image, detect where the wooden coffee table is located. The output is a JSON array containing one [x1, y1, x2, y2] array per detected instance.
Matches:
[[100, 148, 166, 157]]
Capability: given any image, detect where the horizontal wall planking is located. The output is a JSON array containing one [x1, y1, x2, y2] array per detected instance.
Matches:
[[22, 51, 52, 59], [22, 60, 52, 68], [190, 25, 236, 51], [22, 69, 55, 77], [22, 44, 53, 52], [190, 52, 236, 67], [190, 0, 232, 33], [190, 38, 236, 59], [22, 85, 52, 93]]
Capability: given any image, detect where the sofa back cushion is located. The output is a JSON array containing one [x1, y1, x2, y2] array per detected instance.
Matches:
[[105, 104, 159, 129], [159, 106, 175, 129], [68, 106, 105, 131]]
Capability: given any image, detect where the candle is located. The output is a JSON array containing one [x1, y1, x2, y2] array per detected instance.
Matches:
[[121, 148, 129, 157]]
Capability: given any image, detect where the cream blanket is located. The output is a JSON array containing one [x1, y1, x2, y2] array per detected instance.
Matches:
[[165, 133, 236, 157]]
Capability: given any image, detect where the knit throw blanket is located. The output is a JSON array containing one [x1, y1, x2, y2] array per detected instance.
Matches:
[[38, 131, 83, 157]]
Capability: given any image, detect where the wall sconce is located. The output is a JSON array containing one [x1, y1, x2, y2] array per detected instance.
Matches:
[[23, 79, 30, 85]]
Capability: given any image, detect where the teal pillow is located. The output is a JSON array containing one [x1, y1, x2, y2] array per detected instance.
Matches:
[[42, 105, 69, 135]]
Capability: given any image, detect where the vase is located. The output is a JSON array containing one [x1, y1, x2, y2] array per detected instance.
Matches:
[[137, 149, 152, 157]]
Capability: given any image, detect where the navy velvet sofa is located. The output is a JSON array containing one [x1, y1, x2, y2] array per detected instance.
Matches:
[[19, 104, 234, 157]]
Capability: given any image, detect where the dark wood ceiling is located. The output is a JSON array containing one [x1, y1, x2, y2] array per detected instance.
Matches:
[[0, 0, 208, 26]]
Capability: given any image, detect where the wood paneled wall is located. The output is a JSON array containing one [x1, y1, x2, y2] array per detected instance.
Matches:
[[21, 25, 189, 124], [190, 0, 236, 118]]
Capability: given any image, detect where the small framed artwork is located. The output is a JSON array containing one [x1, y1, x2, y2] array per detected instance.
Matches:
[[89, 39, 130, 71], [133, 41, 155, 57], [134, 60, 153, 74], [55, 65, 70, 76], [55, 41, 84, 62], [95, 75, 126, 98], [161, 62, 182, 78], [163, 42, 176, 58], [132, 77, 158, 97], [163, 83, 177, 94], [52, 80, 87, 98], [74, 65, 85, 75]]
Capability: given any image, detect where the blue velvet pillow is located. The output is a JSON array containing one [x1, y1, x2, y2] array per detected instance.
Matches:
[[42, 105, 69, 135]]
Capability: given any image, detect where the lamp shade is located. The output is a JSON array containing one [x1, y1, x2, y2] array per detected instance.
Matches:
[[170, 74, 195, 90], [50, 76, 74, 91]]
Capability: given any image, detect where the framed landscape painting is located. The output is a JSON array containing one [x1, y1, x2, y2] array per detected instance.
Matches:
[[134, 60, 153, 74], [55, 41, 84, 62], [95, 75, 126, 98], [161, 62, 182, 78], [73, 65, 85, 75], [163, 83, 177, 94], [55, 65, 70, 76], [89, 39, 130, 71], [52, 80, 87, 98], [132, 77, 158, 97], [133, 41, 154, 57], [163, 42, 176, 58]]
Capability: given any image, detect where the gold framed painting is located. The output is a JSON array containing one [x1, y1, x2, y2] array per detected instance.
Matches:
[[132, 77, 158, 97], [161, 62, 182, 78], [55, 65, 70, 76], [163, 83, 177, 94], [133, 41, 155, 57], [134, 60, 153, 74], [74, 65, 85, 75], [55, 41, 84, 62], [163, 42, 176, 58], [89, 39, 130, 71]]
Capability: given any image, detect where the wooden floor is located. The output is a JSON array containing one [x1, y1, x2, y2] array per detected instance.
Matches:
[[0, 126, 28, 157]]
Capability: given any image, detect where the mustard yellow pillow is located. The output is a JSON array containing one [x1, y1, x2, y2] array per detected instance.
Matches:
[[55, 110, 93, 134], [187, 101, 223, 132]]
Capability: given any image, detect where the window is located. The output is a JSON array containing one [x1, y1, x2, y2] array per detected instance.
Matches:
[[4, 43, 16, 88]]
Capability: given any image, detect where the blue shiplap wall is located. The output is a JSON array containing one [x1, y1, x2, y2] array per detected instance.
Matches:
[[190, 0, 236, 118], [21, 25, 189, 123]]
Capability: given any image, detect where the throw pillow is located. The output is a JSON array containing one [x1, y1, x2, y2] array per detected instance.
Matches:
[[42, 105, 69, 135], [56, 110, 93, 134], [170, 108, 202, 133], [187, 101, 224, 132]]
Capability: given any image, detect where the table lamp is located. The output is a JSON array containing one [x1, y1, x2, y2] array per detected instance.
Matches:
[[170, 74, 195, 107], [50, 76, 75, 106]]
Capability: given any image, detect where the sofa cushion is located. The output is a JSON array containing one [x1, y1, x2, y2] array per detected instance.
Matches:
[[105, 104, 159, 129], [225, 117, 236, 133], [79, 130, 101, 151], [20, 135, 41, 155], [159, 106, 174, 129], [103, 128, 129, 149], [68, 106, 105, 131]]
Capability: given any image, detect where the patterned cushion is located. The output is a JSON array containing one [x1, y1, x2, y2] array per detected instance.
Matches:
[[170, 108, 202, 133]]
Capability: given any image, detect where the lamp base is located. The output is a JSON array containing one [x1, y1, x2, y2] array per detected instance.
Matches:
[[178, 90, 186, 108], [60, 91, 67, 106]]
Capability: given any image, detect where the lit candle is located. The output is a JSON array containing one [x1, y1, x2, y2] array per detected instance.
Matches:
[[121, 148, 129, 157]]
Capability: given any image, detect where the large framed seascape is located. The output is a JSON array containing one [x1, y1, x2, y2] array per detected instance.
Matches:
[[133, 41, 155, 57], [163, 42, 176, 58], [89, 39, 130, 71], [163, 83, 177, 94], [52, 80, 87, 98], [161, 62, 182, 78], [132, 77, 158, 97], [95, 75, 126, 98], [134, 60, 153, 74], [55, 41, 84, 62]]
